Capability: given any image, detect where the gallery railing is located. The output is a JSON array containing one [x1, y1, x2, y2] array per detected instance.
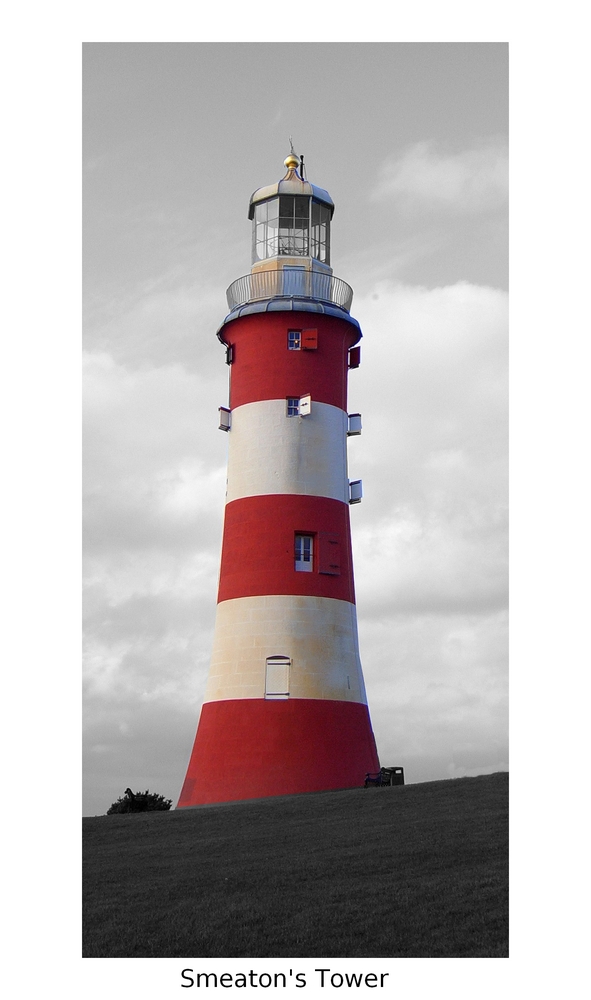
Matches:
[[226, 270, 353, 312]]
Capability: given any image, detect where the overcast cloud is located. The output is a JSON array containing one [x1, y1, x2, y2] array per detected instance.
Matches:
[[374, 138, 508, 212], [83, 43, 508, 815]]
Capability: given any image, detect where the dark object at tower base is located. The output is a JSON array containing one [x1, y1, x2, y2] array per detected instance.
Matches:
[[365, 767, 404, 788]]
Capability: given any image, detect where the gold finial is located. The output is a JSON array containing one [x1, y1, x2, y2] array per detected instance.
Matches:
[[284, 137, 299, 171]]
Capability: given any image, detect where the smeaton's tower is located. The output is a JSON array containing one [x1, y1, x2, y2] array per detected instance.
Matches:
[[178, 150, 380, 807]]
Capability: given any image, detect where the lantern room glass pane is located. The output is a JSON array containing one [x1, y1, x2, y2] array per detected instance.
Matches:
[[266, 199, 279, 256], [278, 195, 309, 256], [294, 196, 309, 222], [311, 200, 331, 265]]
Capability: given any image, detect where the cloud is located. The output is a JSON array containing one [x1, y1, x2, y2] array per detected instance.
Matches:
[[350, 281, 507, 584], [348, 280, 508, 775], [84, 277, 227, 373], [84, 352, 227, 513], [83, 698, 199, 816], [373, 139, 508, 213], [83, 350, 226, 781], [361, 610, 508, 781]]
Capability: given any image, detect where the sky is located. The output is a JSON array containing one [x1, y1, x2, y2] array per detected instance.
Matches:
[[83, 42, 508, 817]]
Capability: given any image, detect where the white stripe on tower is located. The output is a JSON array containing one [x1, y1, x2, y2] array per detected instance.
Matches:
[[225, 399, 348, 504], [204, 595, 367, 704]]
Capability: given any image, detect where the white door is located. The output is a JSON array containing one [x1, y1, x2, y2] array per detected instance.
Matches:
[[265, 656, 290, 699]]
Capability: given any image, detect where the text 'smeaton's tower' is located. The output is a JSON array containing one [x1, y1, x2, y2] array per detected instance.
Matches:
[[178, 151, 379, 807]]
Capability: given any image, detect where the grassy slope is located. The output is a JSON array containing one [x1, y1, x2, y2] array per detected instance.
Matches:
[[83, 772, 508, 958]]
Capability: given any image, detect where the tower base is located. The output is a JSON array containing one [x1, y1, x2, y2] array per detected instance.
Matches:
[[177, 698, 380, 807]]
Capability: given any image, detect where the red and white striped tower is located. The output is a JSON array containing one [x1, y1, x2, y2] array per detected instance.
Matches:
[[178, 150, 379, 807]]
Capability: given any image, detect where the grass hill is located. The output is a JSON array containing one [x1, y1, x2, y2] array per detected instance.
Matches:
[[83, 771, 508, 958]]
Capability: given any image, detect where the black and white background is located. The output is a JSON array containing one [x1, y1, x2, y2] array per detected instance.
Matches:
[[83, 43, 508, 816]]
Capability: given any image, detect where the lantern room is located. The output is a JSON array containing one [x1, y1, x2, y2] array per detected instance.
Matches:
[[248, 151, 334, 271]]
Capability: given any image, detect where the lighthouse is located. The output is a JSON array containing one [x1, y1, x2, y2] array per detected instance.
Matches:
[[178, 150, 380, 807]]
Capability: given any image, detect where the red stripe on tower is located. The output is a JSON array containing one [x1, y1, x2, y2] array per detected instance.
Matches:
[[178, 149, 379, 808], [217, 495, 355, 604]]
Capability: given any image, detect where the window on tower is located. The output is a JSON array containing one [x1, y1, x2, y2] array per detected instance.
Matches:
[[288, 328, 317, 350], [295, 534, 314, 572], [286, 395, 312, 416]]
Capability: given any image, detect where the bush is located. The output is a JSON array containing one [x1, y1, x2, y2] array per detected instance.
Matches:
[[107, 788, 172, 814]]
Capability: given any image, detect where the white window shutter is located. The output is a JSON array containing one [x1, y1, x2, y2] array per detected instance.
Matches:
[[349, 479, 363, 504], [299, 394, 312, 417], [347, 413, 362, 436]]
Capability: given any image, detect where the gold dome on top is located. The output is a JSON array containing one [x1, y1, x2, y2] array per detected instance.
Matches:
[[248, 147, 334, 220]]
